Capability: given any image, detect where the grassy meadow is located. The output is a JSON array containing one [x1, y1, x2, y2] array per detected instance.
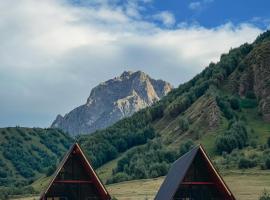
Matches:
[[11, 170, 270, 200]]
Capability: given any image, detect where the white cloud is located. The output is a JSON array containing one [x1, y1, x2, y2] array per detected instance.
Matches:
[[0, 0, 262, 127], [189, 0, 214, 10], [189, 1, 201, 10], [152, 11, 176, 27]]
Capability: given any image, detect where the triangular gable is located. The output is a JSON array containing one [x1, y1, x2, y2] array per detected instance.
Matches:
[[40, 143, 111, 200], [155, 145, 235, 200]]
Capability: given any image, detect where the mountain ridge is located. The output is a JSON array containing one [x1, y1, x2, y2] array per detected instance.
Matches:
[[51, 70, 172, 136]]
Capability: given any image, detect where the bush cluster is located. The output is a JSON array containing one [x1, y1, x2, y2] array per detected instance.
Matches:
[[216, 121, 248, 154]]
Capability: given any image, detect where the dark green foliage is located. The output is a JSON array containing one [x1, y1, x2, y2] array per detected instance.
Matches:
[[194, 81, 210, 98], [46, 164, 56, 176], [168, 95, 192, 117], [39, 129, 69, 157], [255, 30, 270, 44], [149, 162, 169, 178], [108, 140, 176, 183], [230, 97, 240, 110], [0, 127, 72, 188], [238, 157, 257, 169], [3, 139, 36, 178], [179, 140, 195, 156], [267, 137, 270, 148], [240, 98, 258, 109], [216, 121, 248, 154], [150, 103, 164, 121], [0, 190, 8, 200], [259, 189, 270, 200], [265, 158, 270, 169], [246, 91, 256, 99], [79, 114, 156, 168], [216, 96, 235, 119], [107, 172, 130, 184], [179, 118, 189, 132], [0, 185, 37, 200]]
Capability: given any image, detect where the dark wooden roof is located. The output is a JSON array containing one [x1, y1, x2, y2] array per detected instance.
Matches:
[[154, 145, 236, 200], [39, 142, 111, 200], [154, 146, 199, 200]]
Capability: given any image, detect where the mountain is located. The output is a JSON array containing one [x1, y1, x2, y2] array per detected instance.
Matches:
[[77, 30, 270, 183], [51, 71, 173, 136]]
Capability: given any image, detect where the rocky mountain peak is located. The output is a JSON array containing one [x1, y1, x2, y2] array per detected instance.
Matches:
[[51, 71, 173, 136]]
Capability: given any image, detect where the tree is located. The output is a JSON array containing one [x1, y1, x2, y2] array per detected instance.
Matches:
[[265, 158, 270, 169], [46, 165, 56, 176], [267, 137, 270, 148], [179, 118, 189, 132], [216, 121, 248, 154], [230, 97, 240, 110], [107, 172, 130, 184], [179, 140, 195, 156], [238, 158, 256, 169]]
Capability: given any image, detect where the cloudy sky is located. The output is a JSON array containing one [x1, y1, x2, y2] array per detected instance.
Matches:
[[0, 0, 269, 127]]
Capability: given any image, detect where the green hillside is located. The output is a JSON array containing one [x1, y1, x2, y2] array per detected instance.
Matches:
[[78, 30, 270, 184], [0, 127, 73, 199]]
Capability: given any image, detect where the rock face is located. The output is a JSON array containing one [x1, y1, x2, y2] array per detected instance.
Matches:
[[229, 41, 270, 121], [51, 71, 173, 136]]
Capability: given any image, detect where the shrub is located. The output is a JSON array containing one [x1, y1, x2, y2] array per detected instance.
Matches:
[[238, 157, 257, 169], [46, 164, 56, 176], [149, 162, 169, 178], [246, 91, 256, 99], [240, 98, 258, 108], [107, 172, 130, 184], [216, 121, 248, 154], [267, 137, 270, 148], [168, 96, 191, 117], [179, 118, 189, 132], [259, 189, 270, 200], [265, 158, 270, 169], [179, 140, 195, 156], [216, 96, 234, 119], [230, 97, 240, 110], [0, 189, 8, 200]]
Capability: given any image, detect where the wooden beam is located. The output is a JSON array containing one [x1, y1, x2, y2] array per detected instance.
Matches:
[[54, 180, 93, 184], [182, 182, 214, 185]]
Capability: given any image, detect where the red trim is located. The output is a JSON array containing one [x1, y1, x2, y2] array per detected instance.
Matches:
[[54, 180, 93, 184], [182, 181, 214, 185]]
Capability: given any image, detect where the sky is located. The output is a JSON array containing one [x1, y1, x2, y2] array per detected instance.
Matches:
[[0, 0, 269, 128]]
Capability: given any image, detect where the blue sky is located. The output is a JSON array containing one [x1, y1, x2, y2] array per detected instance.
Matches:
[[150, 0, 270, 29], [70, 0, 270, 29], [0, 0, 268, 127]]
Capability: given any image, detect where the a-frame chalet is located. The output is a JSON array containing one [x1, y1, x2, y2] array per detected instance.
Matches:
[[40, 143, 111, 200], [155, 145, 236, 200]]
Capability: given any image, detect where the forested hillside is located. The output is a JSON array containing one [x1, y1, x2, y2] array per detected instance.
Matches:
[[78, 30, 270, 183], [0, 127, 73, 198]]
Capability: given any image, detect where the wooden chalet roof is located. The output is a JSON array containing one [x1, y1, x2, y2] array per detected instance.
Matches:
[[154, 145, 236, 200], [39, 142, 111, 200]]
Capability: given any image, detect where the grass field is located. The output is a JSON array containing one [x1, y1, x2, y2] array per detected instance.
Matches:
[[11, 171, 270, 200]]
